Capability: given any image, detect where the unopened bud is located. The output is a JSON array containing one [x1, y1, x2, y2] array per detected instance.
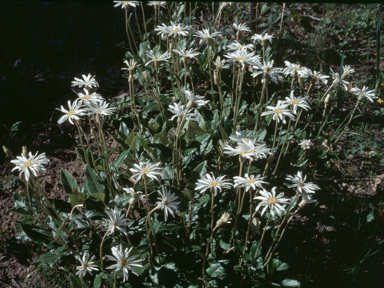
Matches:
[[128, 74, 133, 84], [90, 128, 97, 139], [22, 146, 28, 158], [142, 71, 150, 83], [250, 218, 261, 235], [129, 197, 137, 206], [324, 94, 331, 107], [189, 66, 193, 78], [215, 212, 232, 230], [2, 146, 14, 159], [214, 70, 220, 86]]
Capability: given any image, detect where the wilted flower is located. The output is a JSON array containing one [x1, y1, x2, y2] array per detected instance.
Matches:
[[350, 86, 377, 102], [106, 244, 142, 283], [213, 56, 229, 70], [195, 173, 233, 196], [156, 186, 180, 221], [283, 90, 311, 114], [233, 173, 269, 192], [113, 1, 139, 9], [330, 67, 350, 90], [103, 208, 130, 236], [254, 187, 291, 218], [123, 187, 145, 206], [261, 102, 295, 124], [215, 212, 232, 229], [299, 139, 313, 150], [11, 151, 50, 182], [56, 100, 87, 125], [130, 162, 162, 182], [71, 74, 99, 89], [75, 253, 99, 277], [122, 59, 140, 72]]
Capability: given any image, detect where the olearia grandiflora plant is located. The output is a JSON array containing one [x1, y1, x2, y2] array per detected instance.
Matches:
[[7, 2, 378, 288]]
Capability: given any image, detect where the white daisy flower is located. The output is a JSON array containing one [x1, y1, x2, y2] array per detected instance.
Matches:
[[283, 90, 311, 114], [195, 173, 233, 196], [75, 88, 104, 105], [232, 23, 251, 33], [195, 28, 222, 44], [156, 186, 180, 221], [183, 88, 209, 107], [298, 139, 313, 150], [252, 60, 283, 83], [147, 1, 166, 9], [283, 61, 310, 78], [350, 86, 377, 102], [229, 131, 254, 144], [106, 244, 142, 283], [330, 67, 350, 90], [123, 187, 146, 206], [261, 102, 295, 124], [122, 59, 140, 72], [239, 141, 271, 160], [113, 1, 139, 9], [173, 46, 200, 62], [75, 253, 99, 277], [307, 70, 329, 85], [254, 187, 291, 218], [233, 173, 269, 192], [252, 32, 274, 45], [86, 101, 116, 116], [226, 40, 254, 52], [223, 144, 254, 160], [167, 102, 196, 121], [71, 74, 99, 89], [155, 22, 190, 38], [11, 151, 50, 182], [130, 162, 162, 182], [103, 208, 130, 236], [145, 50, 170, 66], [224, 49, 261, 69], [285, 171, 320, 195], [56, 100, 87, 125]]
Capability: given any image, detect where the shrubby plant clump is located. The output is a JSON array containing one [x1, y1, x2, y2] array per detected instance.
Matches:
[[7, 2, 379, 288]]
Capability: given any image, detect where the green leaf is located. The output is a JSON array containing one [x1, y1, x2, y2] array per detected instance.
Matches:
[[187, 161, 207, 198], [366, 213, 374, 223], [273, 259, 290, 271], [233, 239, 243, 254], [119, 121, 130, 138], [161, 165, 173, 181], [281, 279, 301, 287], [192, 194, 210, 208], [219, 239, 230, 250], [69, 273, 81, 288], [89, 193, 105, 203], [60, 169, 80, 195], [37, 252, 61, 268], [93, 273, 103, 288], [69, 193, 86, 207], [206, 263, 225, 278], [84, 165, 106, 197]]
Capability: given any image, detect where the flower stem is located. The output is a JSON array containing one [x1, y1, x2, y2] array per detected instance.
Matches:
[[100, 227, 110, 273], [250, 213, 271, 267]]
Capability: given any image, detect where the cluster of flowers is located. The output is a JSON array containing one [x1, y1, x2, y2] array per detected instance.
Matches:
[[57, 74, 116, 125]]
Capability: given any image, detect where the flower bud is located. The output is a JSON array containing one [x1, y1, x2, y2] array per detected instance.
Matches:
[[214, 70, 220, 86], [189, 66, 193, 78], [2, 146, 14, 159], [142, 71, 150, 83], [22, 146, 28, 158], [250, 218, 261, 235], [215, 212, 231, 229]]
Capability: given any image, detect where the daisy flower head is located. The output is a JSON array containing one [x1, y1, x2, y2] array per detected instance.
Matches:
[[299, 139, 313, 150], [147, 1, 166, 9], [215, 212, 232, 229], [145, 50, 170, 66], [232, 23, 251, 33], [224, 49, 261, 70], [341, 65, 355, 79], [283, 61, 310, 78], [123, 187, 146, 206], [173, 46, 200, 62], [86, 101, 116, 117], [11, 151, 49, 182], [283, 90, 311, 114], [71, 74, 99, 90], [261, 102, 295, 124], [285, 171, 320, 195], [233, 173, 269, 192], [195, 173, 233, 196], [156, 186, 180, 221], [113, 1, 139, 9], [252, 60, 283, 83], [130, 161, 162, 182], [106, 244, 142, 283], [103, 208, 130, 236], [155, 22, 190, 38], [226, 40, 254, 52], [330, 67, 350, 90], [183, 88, 209, 107], [252, 32, 274, 45], [122, 59, 140, 72], [168, 102, 196, 121], [350, 86, 378, 103], [308, 70, 330, 85], [254, 187, 291, 218], [76, 88, 104, 106], [56, 100, 87, 125], [239, 141, 271, 160], [223, 144, 254, 160], [229, 131, 255, 144], [195, 28, 222, 45], [75, 253, 99, 277]]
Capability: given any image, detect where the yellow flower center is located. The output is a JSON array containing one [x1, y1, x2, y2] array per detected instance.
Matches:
[[237, 57, 245, 61], [120, 259, 128, 267], [173, 29, 179, 33], [68, 110, 75, 116], [314, 75, 318, 78], [132, 191, 138, 199], [83, 263, 88, 269], [163, 199, 168, 205], [291, 100, 299, 104], [183, 54, 188, 58], [239, 45, 244, 48], [113, 222, 118, 226], [24, 160, 32, 167], [293, 67, 300, 71], [239, 150, 247, 155], [298, 182, 305, 187], [84, 95, 91, 100], [155, 57, 160, 61], [268, 197, 277, 204], [97, 110, 102, 114], [246, 179, 255, 183], [275, 109, 283, 114], [210, 182, 219, 187], [142, 168, 150, 174], [264, 68, 272, 73], [378, 98, 384, 104]]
